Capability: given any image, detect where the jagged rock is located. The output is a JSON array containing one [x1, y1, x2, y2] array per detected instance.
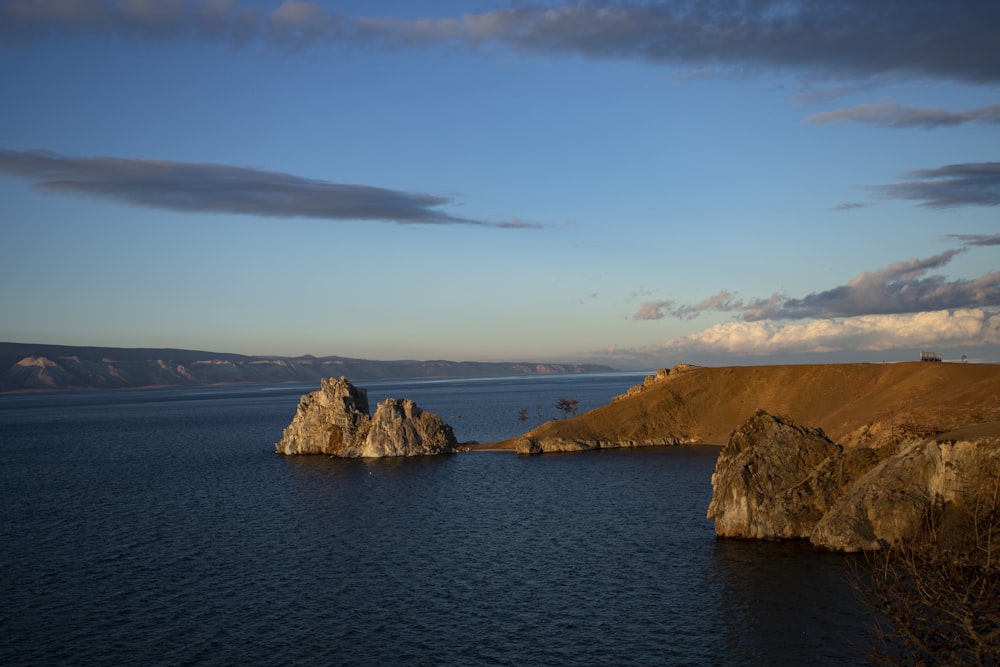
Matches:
[[811, 430, 1000, 551], [708, 410, 1000, 552], [707, 409, 853, 540], [275, 376, 458, 458], [275, 376, 372, 455], [362, 398, 458, 458], [514, 435, 684, 455]]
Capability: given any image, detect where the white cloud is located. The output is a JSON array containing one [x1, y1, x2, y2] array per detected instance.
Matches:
[[660, 309, 1000, 356]]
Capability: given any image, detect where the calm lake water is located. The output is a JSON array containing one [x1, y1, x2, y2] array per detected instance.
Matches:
[[0, 373, 874, 665]]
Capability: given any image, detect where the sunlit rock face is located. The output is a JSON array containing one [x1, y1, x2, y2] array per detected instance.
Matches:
[[275, 376, 457, 457], [811, 434, 1000, 551], [362, 398, 457, 458], [708, 409, 1000, 552], [707, 409, 860, 540]]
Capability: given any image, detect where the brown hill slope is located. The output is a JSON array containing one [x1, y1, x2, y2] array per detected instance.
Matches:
[[487, 362, 1000, 451]]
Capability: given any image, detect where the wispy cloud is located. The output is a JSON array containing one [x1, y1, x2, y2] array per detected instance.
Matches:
[[831, 202, 869, 211], [636, 250, 1000, 322], [634, 300, 674, 321], [635, 291, 744, 321], [0, 149, 539, 227], [878, 162, 1000, 208], [804, 101, 1000, 129], [3, 1, 999, 83], [948, 233, 1000, 247], [742, 250, 1000, 320]]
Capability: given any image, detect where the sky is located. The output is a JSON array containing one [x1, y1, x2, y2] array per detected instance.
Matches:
[[1, 0, 998, 370]]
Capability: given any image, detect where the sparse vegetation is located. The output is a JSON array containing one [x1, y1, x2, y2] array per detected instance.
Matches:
[[517, 407, 529, 425], [554, 398, 580, 418], [854, 479, 1000, 665]]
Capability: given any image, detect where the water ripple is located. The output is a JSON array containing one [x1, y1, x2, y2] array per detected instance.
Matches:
[[1, 379, 873, 665]]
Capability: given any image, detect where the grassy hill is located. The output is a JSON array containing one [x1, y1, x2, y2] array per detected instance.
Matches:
[[481, 362, 1000, 450]]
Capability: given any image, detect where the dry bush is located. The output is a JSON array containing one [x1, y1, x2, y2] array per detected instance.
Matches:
[[854, 478, 1000, 665]]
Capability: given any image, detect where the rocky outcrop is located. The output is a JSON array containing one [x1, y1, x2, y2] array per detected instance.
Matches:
[[811, 427, 1000, 551], [514, 435, 685, 455], [709, 410, 850, 540], [361, 398, 458, 458], [707, 410, 1000, 552], [275, 377, 458, 457]]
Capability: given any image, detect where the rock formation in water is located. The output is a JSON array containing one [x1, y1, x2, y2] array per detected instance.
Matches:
[[707, 409, 1000, 552], [275, 376, 458, 457]]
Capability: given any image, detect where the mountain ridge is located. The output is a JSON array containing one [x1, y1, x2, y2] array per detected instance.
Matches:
[[0, 342, 615, 392]]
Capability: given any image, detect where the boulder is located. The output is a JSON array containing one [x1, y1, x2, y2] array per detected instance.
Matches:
[[707, 409, 860, 540], [275, 377, 458, 457], [811, 430, 1000, 551], [362, 398, 458, 458]]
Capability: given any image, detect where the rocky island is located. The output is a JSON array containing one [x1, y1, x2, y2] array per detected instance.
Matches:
[[275, 376, 458, 458]]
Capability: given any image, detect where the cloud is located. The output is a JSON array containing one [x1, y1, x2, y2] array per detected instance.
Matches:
[[644, 250, 1000, 323], [804, 101, 1000, 129], [3, 1, 999, 83], [661, 309, 1000, 356], [948, 233, 1000, 247], [879, 162, 1000, 208], [0, 149, 538, 227], [831, 202, 869, 211], [636, 291, 749, 321], [745, 250, 1000, 320], [635, 300, 674, 321]]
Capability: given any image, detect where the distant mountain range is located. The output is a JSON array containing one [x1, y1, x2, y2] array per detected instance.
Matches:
[[0, 342, 615, 392]]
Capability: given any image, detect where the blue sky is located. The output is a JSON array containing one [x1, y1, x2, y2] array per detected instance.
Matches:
[[1, 0, 998, 369]]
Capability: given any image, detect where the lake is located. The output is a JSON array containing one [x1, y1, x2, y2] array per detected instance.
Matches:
[[0, 373, 874, 665]]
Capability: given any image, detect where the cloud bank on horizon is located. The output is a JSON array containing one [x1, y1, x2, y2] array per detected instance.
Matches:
[[660, 308, 1000, 358], [634, 248, 1000, 360], [637, 249, 1000, 321], [2, 0, 998, 365]]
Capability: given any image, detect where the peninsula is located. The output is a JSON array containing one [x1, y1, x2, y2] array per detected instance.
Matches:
[[479, 361, 1000, 553], [488, 362, 1000, 453]]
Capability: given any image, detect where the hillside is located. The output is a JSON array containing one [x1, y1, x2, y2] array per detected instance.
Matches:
[[484, 362, 1000, 451], [0, 342, 614, 392]]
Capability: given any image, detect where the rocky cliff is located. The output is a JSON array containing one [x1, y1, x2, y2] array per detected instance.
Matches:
[[707, 410, 1000, 552], [275, 377, 459, 458]]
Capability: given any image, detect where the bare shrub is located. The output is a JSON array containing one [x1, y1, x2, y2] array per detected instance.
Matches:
[[854, 477, 1000, 665]]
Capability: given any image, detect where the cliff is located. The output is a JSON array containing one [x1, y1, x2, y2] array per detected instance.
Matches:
[[0, 342, 614, 392], [707, 410, 1000, 552], [500, 362, 1000, 454], [275, 377, 459, 458]]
